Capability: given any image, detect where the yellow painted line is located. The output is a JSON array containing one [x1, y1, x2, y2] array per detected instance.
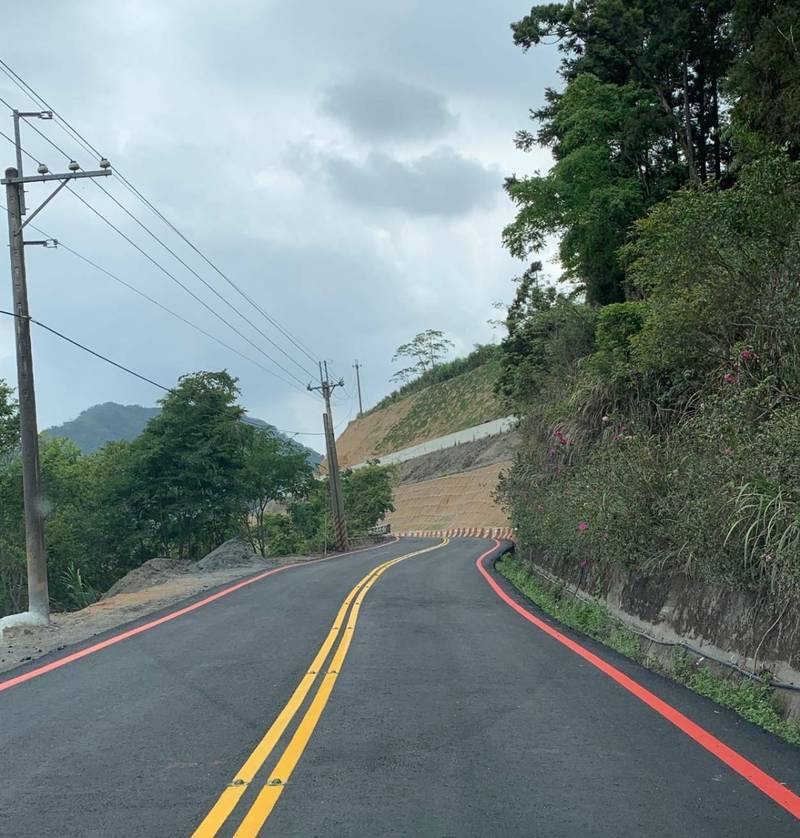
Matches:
[[192, 538, 447, 838], [233, 538, 448, 837]]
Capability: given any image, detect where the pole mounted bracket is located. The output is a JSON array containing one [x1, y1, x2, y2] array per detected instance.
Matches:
[[23, 239, 58, 248]]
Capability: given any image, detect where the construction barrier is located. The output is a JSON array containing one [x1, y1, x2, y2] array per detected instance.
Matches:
[[396, 527, 514, 541]]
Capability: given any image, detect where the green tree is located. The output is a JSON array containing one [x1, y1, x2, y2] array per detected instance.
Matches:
[[391, 330, 454, 384], [240, 427, 313, 556], [127, 371, 249, 559], [497, 263, 596, 407], [341, 462, 396, 535], [0, 379, 18, 455], [506, 1, 737, 303], [728, 1, 800, 158]]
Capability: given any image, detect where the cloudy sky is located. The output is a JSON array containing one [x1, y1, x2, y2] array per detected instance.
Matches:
[[0, 0, 559, 447]]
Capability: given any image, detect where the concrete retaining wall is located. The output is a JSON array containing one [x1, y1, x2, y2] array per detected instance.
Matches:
[[349, 416, 515, 470]]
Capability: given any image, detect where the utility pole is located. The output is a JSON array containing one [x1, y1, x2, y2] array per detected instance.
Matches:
[[308, 361, 348, 552], [2, 111, 111, 624], [353, 359, 364, 417]]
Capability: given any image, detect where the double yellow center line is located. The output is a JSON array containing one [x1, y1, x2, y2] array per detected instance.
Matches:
[[192, 538, 448, 837]]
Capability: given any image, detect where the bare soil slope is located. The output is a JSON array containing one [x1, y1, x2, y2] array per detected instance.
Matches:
[[386, 461, 512, 532], [335, 362, 503, 468]]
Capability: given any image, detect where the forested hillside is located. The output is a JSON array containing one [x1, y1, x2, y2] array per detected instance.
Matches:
[[45, 403, 159, 454], [498, 2, 800, 611]]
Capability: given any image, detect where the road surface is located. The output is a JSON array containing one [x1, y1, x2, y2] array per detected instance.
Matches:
[[1, 536, 799, 836]]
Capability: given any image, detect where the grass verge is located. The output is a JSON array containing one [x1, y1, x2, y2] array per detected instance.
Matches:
[[496, 552, 800, 746]]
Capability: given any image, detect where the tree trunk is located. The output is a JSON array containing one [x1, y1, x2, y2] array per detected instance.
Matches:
[[683, 54, 700, 187], [697, 60, 707, 182], [712, 73, 722, 179]]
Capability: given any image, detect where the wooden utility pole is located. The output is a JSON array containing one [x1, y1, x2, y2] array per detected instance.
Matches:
[[2, 110, 111, 624], [5, 168, 47, 620], [308, 362, 348, 552], [353, 359, 364, 417]]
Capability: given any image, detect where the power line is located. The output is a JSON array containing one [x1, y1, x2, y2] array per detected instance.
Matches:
[[0, 58, 322, 368], [0, 308, 327, 437], [0, 106, 318, 397], [0, 126, 39, 165], [1, 103, 320, 384], [91, 179, 317, 380], [0, 308, 166, 390], [0, 94, 319, 383], [111, 171, 323, 366], [0, 120, 320, 401], [0, 60, 98, 160], [10, 207, 309, 387], [67, 185, 316, 395]]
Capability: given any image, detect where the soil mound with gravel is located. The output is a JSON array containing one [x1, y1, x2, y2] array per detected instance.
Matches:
[[99, 539, 266, 601], [102, 557, 194, 599], [192, 538, 266, 572]]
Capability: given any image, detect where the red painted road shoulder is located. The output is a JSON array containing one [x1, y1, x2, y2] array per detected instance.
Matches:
[[475, 541, 800, 822], [0, 536, 400, 695]]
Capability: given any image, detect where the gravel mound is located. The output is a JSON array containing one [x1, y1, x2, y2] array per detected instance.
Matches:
[[193, 538, 266, 572], [102, 557, 193, 599]]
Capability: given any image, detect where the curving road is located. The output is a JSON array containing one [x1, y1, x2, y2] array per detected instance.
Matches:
[[1, 537, 799, 837]]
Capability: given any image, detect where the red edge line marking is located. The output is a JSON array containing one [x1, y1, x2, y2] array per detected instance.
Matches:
[[0, 535, 402, 694], [476, 541, 800, 822]]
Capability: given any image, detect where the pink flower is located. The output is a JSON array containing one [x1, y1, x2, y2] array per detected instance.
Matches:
[[577, 521, 589, 532], [740, 348, 758, 362], [723, 373, 735, 384]]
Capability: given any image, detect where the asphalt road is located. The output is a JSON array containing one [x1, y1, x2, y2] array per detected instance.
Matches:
[[1, 536, 799, 837]]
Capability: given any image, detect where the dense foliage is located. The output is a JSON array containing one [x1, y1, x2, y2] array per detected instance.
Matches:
[[0, 371, 393, 616], [499, 0, 800, 613], [503, 0, 800, 304]]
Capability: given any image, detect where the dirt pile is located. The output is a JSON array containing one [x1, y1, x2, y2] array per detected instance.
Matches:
[[194, 538, 264, 571], [102, 557, 194, 599], [100, 539, 265, 600]]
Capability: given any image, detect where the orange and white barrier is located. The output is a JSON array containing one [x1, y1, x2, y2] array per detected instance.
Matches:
[[396, 526, 514, 541]]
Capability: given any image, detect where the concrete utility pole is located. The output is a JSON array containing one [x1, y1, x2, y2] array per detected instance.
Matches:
[[1, 111, 111, 625], [308, 362, 348, 552], [353, 359, 364, 417]]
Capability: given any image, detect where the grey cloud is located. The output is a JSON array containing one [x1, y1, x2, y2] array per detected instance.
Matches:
[[316, 147, 500, 216], [320, 75, 457, 141]]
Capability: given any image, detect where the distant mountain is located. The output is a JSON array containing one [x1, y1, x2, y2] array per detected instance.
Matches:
[[44, 402, 324, 466], [45, 403, 160, 454]]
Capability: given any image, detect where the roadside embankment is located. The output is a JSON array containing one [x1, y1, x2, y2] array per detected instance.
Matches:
[[331, 359, 515, 533], [504, 545, 800, 724], [335, 361, 505, 469], [386, 461, 512, 532]]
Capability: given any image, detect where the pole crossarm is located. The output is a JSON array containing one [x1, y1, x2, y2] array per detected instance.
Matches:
[[1, 169, 110, 184]]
